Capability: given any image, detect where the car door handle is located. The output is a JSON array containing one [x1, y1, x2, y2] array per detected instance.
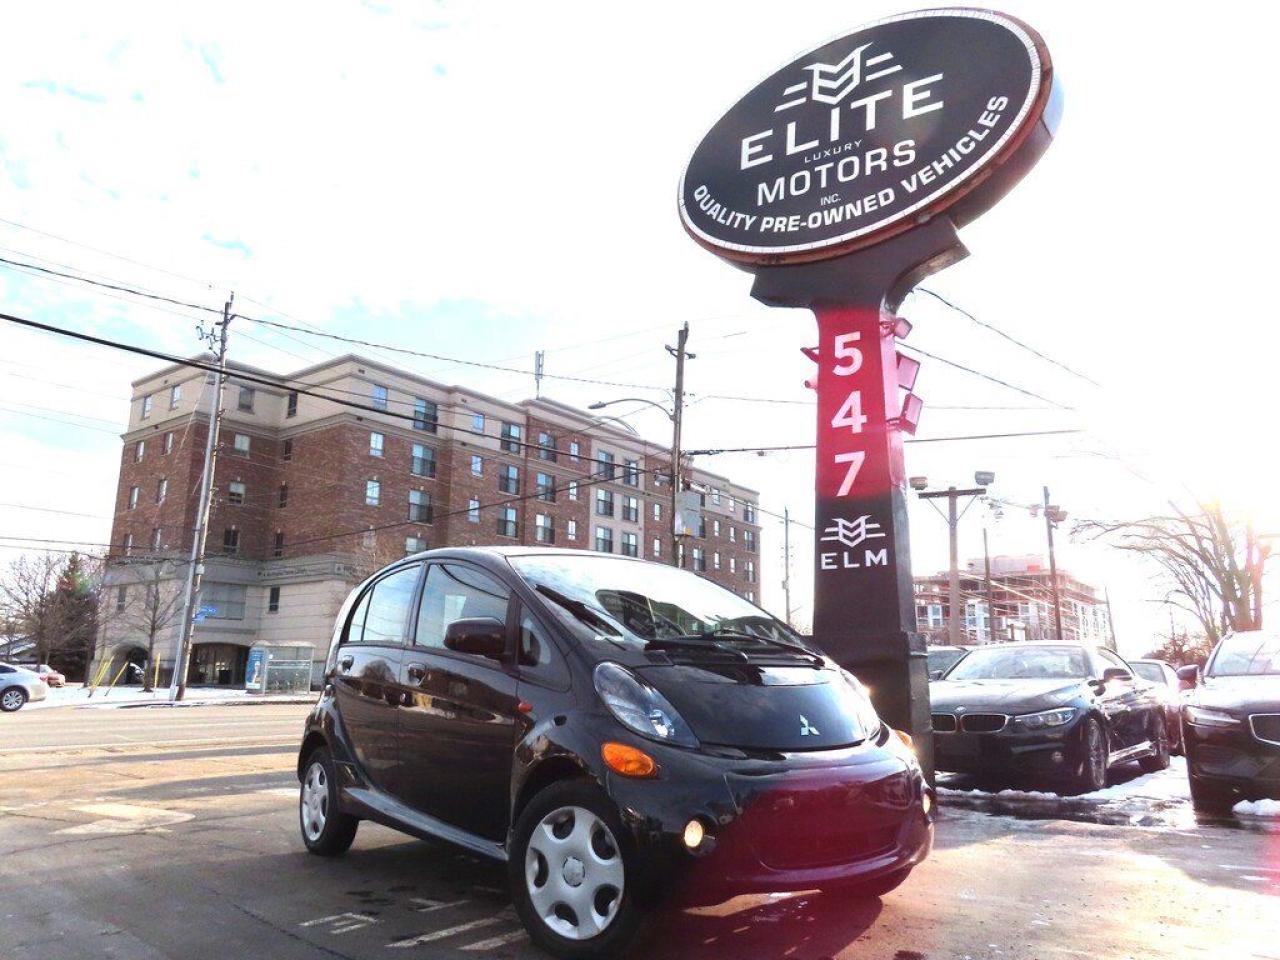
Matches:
[[339, 655, 354, 671], [406, 663, 428, 681]]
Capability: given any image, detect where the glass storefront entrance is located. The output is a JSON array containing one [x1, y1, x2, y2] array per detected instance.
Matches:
[[189, 643, 249, 686]]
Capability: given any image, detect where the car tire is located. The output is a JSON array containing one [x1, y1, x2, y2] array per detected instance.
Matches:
[[299, 746, 359, 857], [1073, 718, 1108, 793], [824, 866, 912, 900], [509, 780, 645, 960], [1139, 715, 1171, 773], [0, 687, 28, 712], [1189, 773, 1237, 815]]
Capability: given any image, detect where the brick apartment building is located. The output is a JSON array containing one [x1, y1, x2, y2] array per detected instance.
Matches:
[[97, 354, 763, 687], [913, 554, 1114, 647]]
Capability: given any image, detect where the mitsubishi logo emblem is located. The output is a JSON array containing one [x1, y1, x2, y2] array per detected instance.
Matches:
[[800, 715, 820, 737]]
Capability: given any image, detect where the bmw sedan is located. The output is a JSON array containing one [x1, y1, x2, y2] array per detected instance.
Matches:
[[931, 642, 1169, 792], [296, 547, 932, 959], [1180, 628, 1280, 813]]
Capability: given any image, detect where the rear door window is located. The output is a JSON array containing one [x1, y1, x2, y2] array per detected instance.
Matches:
[[345, 564, 422, 645]]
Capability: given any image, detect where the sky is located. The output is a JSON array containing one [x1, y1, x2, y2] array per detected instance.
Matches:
[[1, 0, 1277, 656]]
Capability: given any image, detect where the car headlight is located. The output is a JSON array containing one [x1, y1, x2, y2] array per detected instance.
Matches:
[[1012, 707, 1077, 730], [1185, 705, 1240, 728], [839, 669, 884, 742], [593, 662, 698, 748]]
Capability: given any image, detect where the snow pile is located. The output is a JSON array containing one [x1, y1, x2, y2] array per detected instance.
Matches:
[[25, 686, 311, 710], [1233, 798, 1280, 818], [938, 758, 1190, 806]]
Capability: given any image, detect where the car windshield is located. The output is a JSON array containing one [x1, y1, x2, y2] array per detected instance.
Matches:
[[1207, 630, 1280, 677], [1130, 662, 1165, 684], [944, 645, 1088, 681], [509, 553, 809, 652]]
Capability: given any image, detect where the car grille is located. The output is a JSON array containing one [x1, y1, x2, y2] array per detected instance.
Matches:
[[1250, 714, 1280, 746], [932, 713, 958, 733], [959, 713, 1008, 733]]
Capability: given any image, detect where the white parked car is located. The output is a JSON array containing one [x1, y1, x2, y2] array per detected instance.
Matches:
[[0, 662, 48, 711]]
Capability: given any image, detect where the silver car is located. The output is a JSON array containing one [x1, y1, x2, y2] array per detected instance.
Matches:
[[0, 662, 48, 711]]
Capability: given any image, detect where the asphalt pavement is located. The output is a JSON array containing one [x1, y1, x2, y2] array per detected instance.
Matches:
[[1, 704, 1276, 960]]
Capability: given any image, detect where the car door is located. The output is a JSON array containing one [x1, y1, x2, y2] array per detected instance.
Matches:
[[332, 563, 421, 795], [395, 561, 520, 842], [1094, 648, 1143, 749]]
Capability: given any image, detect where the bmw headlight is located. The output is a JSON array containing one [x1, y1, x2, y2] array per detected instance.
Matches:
[[839, 669, 884, 742], [1012, 707, 1077, 730], [593, 662, 698, 748], [1185, 705, 1240, 728]]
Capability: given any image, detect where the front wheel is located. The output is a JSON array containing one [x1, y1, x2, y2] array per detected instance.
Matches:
[[0, 687, 28, 712], [1139, 715, 1171, 773], [509, 780, 644, 960], [299, 747, 359, 856], [1189, 773, 1237, 815], [1072, 718, 1108, 793]]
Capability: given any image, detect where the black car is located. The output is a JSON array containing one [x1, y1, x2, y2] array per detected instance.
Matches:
[[926, 645, 969, 680], [1129, 658, 1185, 754], [930, 642, 1170, 791], [296, 547, 931, 958], [1179, 628, 1280, 813]]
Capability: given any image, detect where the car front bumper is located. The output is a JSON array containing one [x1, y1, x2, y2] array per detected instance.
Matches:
[[1184, 718, 1280, 800], [932, 713, 1087, 779], [604, 732, 932, 903]]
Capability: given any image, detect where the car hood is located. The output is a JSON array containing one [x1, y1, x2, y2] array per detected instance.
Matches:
[[1192, 674, 1280, 714], [633, 662, 870, 751], [930, 678, 1084, 714]]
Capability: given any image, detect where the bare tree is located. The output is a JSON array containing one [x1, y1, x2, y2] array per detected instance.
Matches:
[[0, 554, 62, 661], [0, 552, 102, 678], [1079, 500, 1269, 645], [121, 561, 187, 691]]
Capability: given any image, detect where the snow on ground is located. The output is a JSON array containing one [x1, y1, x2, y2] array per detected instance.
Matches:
[[1233, 798, 1280, 817], [24, 685, 312, 710]]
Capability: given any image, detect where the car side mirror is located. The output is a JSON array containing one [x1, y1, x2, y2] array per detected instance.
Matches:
[[444, 617, 507, 661], [1176, 664, 1201, 688], [1100, 667, 1132, 683], [929, 669, 943, 681]]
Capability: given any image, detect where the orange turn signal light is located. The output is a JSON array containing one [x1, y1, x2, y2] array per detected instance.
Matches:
[[602, 742, 657, 779], [894, 728, 914, 751]]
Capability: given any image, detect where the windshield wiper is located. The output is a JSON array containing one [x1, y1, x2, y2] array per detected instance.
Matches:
[[535, 585, 622, 637], [674, 630, 825, 665], [645, 636, 750, 661]]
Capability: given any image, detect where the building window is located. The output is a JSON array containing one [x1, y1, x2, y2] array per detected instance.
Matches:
[[369, 432, 385, 457], [696, 515, 707, 539], [141, 394, 153, 419], [134, 439, 145, 463], [692, 547, 706, 572], [413, 397, 438, 432], [238, 386, 254, 411], [728, 496, 736, 513], [746, 561, 756, 584], [652, 537, 661, 559], [278, 484, 289, 508], [537, 432, 557, 462], [569, 441, 580, 461], [268, 586, 281, 613], [469, 454, 483, 477], [499, 464, 520, 495], [156, 478, 168, 504], [595, 526, 614, 553], [273, 531, 284, 558], [365, 480, 381, 506], [711, 487, 721, 505], [128, 486, 139, 510], [497, 507, 519, 538], [468, 498, 480, 523], [595, 488, 614, 517], [233, 433, 250, 454], [411, 443, 436, 478], [500, 422, 522, 453], [472, 412, 485, 432], [713, 551, 721, 570], [222, 527, 240, 556], [362, 529, 376, 549], [744, 503, 757, 523], [116, 585, 127, 612], [623, 459, 639, 486], [622, 495, 639, 523], [163, 432, 174, 455], [409, 490, 432, 523], [595, 450, 615, 479], [405, 535, 426, 554], [286, 391, 298, 417], [746, 590, 755, 603], [567, 519, 578, 541], [535, 513, 555, 544], [151, 527, 162, 551], [204, 582, 246, 620], [744, 530, 756, 552], [621, 532, 638, 557], [729, 525, 736, 543], [228, 481, 245, 505], [169, 384, 181, 410], [536, 472, 556, 503], [568, 480, 578, 501], [713, 519, 721, 537], [282, 438, 292, 461], [119, 532, 132, 556], [653, 502, 662, 522], [729, 557, 737, 574], [372, 384, 388, 410]]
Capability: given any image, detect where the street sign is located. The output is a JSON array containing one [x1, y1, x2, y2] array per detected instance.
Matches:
[[198, 605, 217, 617], [680, 9, 1059, 265]]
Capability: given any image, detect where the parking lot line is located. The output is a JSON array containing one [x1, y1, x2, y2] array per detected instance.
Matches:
[[460, 929, 527, 951], [387, 915, 507, 948]]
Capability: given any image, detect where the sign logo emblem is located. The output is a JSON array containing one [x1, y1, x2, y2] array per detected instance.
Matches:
[[800, 715, 820, 737], [777, 43, 902, 110], [820, 515, 886, 549]]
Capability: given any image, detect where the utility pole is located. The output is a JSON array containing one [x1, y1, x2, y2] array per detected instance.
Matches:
[[170, 292, 234, 701], [782, 506, 794, 627], [1104, 587, 1118, 651], [665, 322, 692, 567], [1043, 485, 1065, 643], [534, 350, 545, 399], [982, 527, 995, 644], [915, 477, 991, 645]]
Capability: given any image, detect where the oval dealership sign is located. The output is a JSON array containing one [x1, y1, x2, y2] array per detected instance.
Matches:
[[679, 9, 1058, 265]]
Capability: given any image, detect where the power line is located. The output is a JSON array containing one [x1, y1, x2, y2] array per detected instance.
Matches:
[[0, 253, 220, 316], [687, 429, 1084, 456], [897, 342, 1075, 410], [0, 502, 112, 520], [915, 288, 1102, 387]]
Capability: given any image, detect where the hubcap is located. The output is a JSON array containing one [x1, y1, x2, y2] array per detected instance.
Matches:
[[525, 806, 624, 941], [2, 690, 21, 709], [300, 761, 328, 841], [1090, 727, 1105, 783]]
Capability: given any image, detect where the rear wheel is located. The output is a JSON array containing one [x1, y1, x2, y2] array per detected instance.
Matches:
[[509, 780, 644, 959], [1189, 773, 1237, 815], [299, 747, 358, 856], [1072, 718, 1108, 793], [1139, 715, 1171, 773], [0, 687, 27, 712]]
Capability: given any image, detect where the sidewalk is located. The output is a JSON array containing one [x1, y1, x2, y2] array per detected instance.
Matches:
[[28, 685, 314, 711]]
